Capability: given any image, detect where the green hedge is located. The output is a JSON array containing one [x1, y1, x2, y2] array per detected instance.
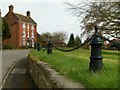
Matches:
[[2, 44, 14, 49]]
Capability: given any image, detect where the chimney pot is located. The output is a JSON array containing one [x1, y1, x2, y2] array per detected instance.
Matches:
[[26, 11, 30, 17], [9, 5, 14, 12]]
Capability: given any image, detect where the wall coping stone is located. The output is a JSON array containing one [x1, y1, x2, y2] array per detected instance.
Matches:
[[29, 56, 85, 89]]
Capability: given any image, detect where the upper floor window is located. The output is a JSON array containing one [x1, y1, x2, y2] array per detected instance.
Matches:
[[22, 29, 26, 37], [27, 30, 29, 38], [31, 30, 34, 38], [31, 25, 34, 29], [27, 24, 29, 29], [22, 23, 26, 28]]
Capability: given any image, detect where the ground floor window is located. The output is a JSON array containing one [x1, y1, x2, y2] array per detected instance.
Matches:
[[27, 41, 29, 46], [22, 38, 26, 46], [32, 39, 34, 47]]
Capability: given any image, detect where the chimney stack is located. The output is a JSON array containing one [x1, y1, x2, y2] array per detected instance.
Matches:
[[9, 5, 14, 12], [26, 11, 30, 17]]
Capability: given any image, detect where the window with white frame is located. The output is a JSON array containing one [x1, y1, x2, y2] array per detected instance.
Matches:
[[27, 24, 29, 29], [22, 23, 26, 28], [31, 25, 34, 29], [31, 30, 34, 38], [22, 38, 26, 46], [32, 39, 34, 47], [22, 29, 26, 37], [27, 29, 29, 38], [27, 41, 29, 46]]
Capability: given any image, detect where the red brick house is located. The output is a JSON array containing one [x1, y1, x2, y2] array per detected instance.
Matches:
[[3, 5, 37, 48]]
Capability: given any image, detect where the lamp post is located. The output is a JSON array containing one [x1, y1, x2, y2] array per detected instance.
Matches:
[[89, 25, 103, 72]]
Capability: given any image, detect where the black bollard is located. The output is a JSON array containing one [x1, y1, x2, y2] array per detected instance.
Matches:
[[34, 43, 36, 49], [89, 25, 103, 72], [47, 39, 53, 54], [37, 43, 40, 51]]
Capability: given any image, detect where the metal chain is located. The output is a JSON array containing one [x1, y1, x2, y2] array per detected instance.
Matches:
[[40, 35, 110, 52], [54, 37, 92, 52]]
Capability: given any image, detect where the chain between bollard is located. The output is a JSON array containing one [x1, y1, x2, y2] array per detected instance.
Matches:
[[55, 37, 92, 52]]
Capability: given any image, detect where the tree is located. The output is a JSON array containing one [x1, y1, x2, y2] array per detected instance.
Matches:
[[52, 31, 67, 42], [2, 18, 11, 41], [66, 2, 120, 39], [67, 33, 75, 47], [110, 40, 120, 50], [74, 35, 82, 46], [41, 32, 51, 39], [41, 31, 67, 43]]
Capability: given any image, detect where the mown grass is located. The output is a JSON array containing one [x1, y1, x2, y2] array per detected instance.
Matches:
[[29, 49, 118, 88]]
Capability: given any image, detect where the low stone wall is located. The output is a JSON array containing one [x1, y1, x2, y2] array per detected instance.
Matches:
[[28, 55, 85, 89]]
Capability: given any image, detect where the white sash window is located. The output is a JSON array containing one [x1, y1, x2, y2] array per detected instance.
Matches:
[[31, 30, 34, 38], [22, 38, 26, 46], [32, 39, 34, 47], [31, 25, 34, 29], [22, 29, 26, 37], [22, 23, 26, 28]]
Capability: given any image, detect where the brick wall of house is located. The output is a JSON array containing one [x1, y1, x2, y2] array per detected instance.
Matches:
[[3, 11, 19, 48], [3, 5, 37, 48], [34, 25, 37, 43], [18, 22, 22, 47]]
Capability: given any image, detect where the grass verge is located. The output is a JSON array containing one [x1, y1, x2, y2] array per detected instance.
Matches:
[[29, 49, 118, 88]]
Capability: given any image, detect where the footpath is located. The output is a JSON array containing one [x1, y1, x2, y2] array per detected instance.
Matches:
[[2, 54, 39, 90]]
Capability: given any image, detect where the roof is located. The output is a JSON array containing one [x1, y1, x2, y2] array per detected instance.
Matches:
[[14, 13, 36, 24]]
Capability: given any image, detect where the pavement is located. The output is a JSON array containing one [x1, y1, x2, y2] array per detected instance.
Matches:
[[1, 50, 39, 90]]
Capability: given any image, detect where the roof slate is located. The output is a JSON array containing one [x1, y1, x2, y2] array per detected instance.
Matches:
[[14, 13, 36, 24]]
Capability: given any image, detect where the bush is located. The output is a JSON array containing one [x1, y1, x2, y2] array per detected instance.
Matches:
[[19, 46, 31, 49], [3, 44, 14, 49], [81, 45, 90, 49], [110, 42, 120, 50]]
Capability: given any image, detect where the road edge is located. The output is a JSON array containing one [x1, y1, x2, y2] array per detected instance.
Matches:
[[1, 62, 17, 88]]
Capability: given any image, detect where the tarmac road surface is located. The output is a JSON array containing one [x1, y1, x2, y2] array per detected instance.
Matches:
[[2, 50, 38, 89]]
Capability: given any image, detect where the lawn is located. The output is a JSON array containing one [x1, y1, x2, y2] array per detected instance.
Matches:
[[29, 49, 118, 88]]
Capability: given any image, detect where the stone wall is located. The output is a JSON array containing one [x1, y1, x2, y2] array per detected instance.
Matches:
[[28, 56, 85, 89]]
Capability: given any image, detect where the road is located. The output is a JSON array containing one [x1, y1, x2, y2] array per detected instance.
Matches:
[[1, 50, 38, 89]]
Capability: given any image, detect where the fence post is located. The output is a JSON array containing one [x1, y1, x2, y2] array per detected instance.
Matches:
[[89, 25, 103, 72], [37, 43, 40, 51], [34, 43, 36, 49], [47, 39, 53, 54]]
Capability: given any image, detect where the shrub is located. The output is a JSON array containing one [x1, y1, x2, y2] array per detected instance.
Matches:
[[19, 46, 30, 49], [2, 44, 14, 49]]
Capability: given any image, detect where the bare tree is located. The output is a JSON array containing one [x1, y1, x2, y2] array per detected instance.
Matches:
[[52, 31, 67, 42], [66, 2, 120, 38], [41, 31, 67, 42]]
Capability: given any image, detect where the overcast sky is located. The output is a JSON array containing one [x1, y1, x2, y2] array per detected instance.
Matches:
[[0, 0, 91, 42]]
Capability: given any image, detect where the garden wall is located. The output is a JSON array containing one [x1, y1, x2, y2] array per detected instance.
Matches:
[[28, 55, 85, 89]]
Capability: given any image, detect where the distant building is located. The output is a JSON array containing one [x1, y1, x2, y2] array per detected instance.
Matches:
[[37, 33, 66, 47], [3, 5, 37, 48]]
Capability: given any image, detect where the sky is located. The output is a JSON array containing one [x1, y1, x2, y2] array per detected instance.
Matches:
[[0, 0, 91, 42]]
